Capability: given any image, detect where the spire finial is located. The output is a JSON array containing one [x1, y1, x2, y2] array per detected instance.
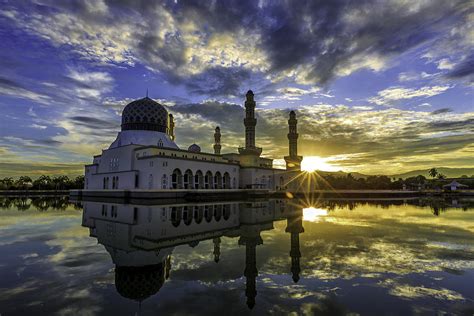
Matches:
[[146, 88, 148, 98]]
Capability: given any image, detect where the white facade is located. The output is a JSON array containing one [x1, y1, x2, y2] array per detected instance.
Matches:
[[84, 93, 299, 191]]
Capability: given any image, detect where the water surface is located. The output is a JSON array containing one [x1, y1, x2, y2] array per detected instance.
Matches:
[[0, 196, 473, 315]]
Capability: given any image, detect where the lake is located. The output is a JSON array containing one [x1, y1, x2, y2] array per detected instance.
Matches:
[[0, 196, 473, 315]]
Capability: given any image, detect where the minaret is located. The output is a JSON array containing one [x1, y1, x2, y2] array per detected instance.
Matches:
[[168, 114, 175, 141], [244, 90, 256, 149], [238, 90, 262, 159], [285, 214, 304, 283], [213, 127, 221, 155], [213, 237, 221, 263], [284, 111, 303, 171]]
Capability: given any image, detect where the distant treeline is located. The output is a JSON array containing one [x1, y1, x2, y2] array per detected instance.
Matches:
[[305, 174, 474, 190], [0, 196, 470, 215], [0, 196, 82, 211], [0, 175, 84, 190], [1, 173, 473, 191]]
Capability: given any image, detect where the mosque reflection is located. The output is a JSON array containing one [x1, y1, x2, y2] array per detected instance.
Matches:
[[81, 200, 304, 309]]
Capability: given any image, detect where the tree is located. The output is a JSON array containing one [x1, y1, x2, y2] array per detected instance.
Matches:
[[72, 176, 85, 189], [428, 168, 438, 179], [33, 175, 51, 190], [15, 176, 32, 190], [51, 175, 70, 190], [437, 173, 446, 180], [1, 177, 14, 189]]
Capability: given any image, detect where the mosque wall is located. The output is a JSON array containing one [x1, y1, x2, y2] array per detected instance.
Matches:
[[135, 156, 239, 189]]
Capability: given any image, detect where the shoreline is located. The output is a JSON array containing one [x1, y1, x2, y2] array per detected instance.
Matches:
[[68, 189, 474, 201], [1, 189, 472, 200]]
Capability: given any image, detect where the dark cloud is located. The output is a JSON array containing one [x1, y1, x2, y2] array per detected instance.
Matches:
[[446, 53, 474, 81], [168, 100, 474, 169], [431, 108, 453, 115], [0, 76, 26, 90], [172, 101, 243, 127], [184, 67, 252, 97], [69, 116, 119, 132], [4, 0, 471, 95]]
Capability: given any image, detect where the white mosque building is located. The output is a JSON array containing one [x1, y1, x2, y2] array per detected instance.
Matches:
[[84, 90, 303, 191]]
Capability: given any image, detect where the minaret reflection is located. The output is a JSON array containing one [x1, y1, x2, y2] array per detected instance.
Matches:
[[81, 199, 302, 310], [213, 237, 221, 263], [238, 228, 263, 309], [285, 212, 304, 283]]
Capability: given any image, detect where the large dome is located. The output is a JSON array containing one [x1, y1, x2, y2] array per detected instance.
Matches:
[[121, 97, 168, 132], [115, 264, 165, 301]]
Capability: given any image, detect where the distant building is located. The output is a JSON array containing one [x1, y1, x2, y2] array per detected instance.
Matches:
[[84, 90, 304, 191], [443, 180, 467, 191]]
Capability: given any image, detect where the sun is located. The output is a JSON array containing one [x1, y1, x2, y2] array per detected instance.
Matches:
[[303, 207, 328, 222], [301, 156, 338, 172]]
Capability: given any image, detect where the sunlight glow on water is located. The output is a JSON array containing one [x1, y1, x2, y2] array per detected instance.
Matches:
[[303, 207, 328, 221], [1, 197, 473, 315]]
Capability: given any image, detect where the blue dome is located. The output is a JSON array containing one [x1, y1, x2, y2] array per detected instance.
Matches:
[[121, 97, 168, 132]]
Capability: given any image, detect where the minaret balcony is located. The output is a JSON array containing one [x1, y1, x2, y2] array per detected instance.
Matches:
[[238, 146, 263, 156]]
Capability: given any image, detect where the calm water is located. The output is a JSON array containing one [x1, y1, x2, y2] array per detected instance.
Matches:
[[0, 196, 473, 315]]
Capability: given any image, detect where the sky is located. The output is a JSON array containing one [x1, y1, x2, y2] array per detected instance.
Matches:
[[0, 0, 473, 177]]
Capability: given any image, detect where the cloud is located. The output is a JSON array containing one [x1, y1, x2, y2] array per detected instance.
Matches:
[[65, 69, 114, 101], [69, 116, 119, 131], [446, 53, 474, 82], [184, 67, 252, 97], [398, 72, 437, 82], [369, 85, 451, 106], [0, 77, 51, 103], [431, 108, 452, 115], [437, 58, 456, 70], [166, 101, 474, 173], [1, 0, 471, 95]]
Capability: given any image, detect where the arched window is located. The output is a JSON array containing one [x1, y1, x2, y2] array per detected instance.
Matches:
[[214, 172, 222, 189], [223, 205, 231, 220], [204, 205, 212, 222], [183, 206, 192, 225], [194, 206, 203, 224], [158, 138, 163, 147], [172, 169, 183, 189], [194, 170, 203, 189], [171, 207, 181, 227], [205, 171, 213, 189], [184, 169, 193, 189], [214, 205, 222, 221]]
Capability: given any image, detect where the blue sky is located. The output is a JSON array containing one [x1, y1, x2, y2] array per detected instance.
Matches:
[[0, 0, 473, 177]]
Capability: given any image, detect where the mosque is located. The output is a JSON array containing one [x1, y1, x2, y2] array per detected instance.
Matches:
[[81, 199, 304, 309], [84, 90, 302, 191]]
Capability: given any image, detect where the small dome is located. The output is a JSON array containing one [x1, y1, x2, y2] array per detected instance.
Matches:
[[289, 110, 296, 118], [188, 144, 201, 153], [121, 97, 168, 132], [246, 90, 254, 95]]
